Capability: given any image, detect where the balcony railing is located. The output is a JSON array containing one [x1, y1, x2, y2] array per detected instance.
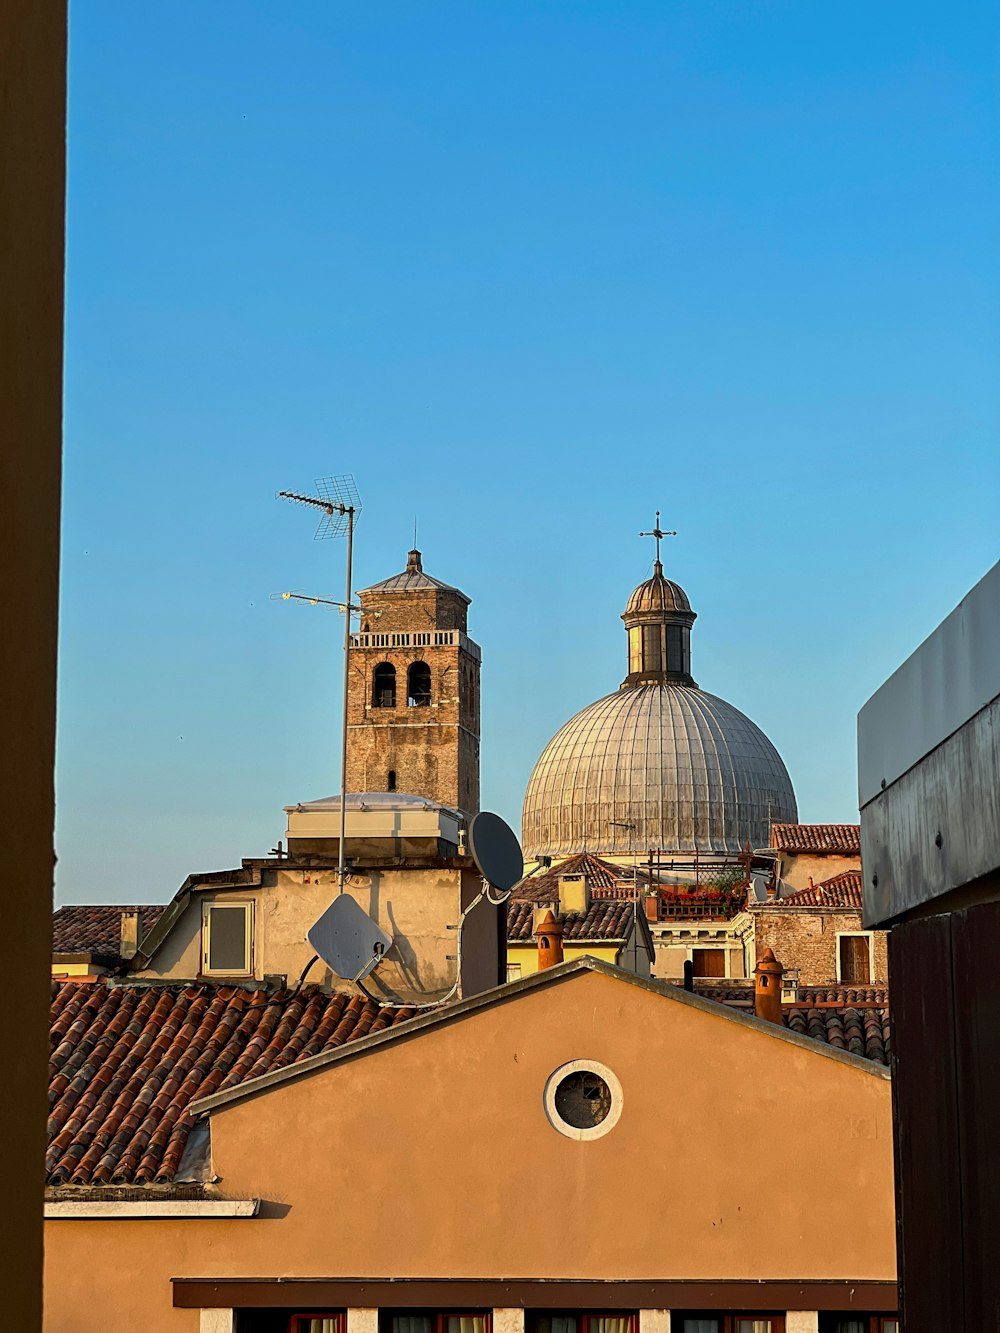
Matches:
[[349, 629, 481, 661]]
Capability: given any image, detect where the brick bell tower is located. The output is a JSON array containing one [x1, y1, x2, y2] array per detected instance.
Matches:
[[345, 549, 481, 814]]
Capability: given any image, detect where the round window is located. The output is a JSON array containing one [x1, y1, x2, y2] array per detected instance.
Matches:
[[543, 1059, 623, 1141]]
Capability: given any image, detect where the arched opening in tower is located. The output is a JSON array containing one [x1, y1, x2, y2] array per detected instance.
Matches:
[[407, 661, 432, 707]]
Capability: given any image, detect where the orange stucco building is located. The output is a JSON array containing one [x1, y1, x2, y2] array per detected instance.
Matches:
[[44, 960, 897, 1333]]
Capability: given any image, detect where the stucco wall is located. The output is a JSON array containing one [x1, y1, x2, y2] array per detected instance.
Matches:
[[508, 941, 622, 976], [778, 853, 859, 893], [138, 865, 498, 1003], [43, 970, 895, 1333]]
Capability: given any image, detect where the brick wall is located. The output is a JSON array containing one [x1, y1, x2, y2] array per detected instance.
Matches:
[[346, 587, 480, 813], [754, 907, 888, 985]]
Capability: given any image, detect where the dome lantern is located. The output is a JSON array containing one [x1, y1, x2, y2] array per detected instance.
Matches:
[[622, 512, 696, 688]]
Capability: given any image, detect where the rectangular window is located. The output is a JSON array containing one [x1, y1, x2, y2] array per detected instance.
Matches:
[[202, 900, 253, 976], [837, 933, 872, 984], [382, 1314, 492, 1333], [528, 1314, 637, 1333], [692, 948, 726, 978], [673, 1317, 785, 1333], [628, 627, 643, 675], [642, 624, 662, 672], [291, 1318, 346, 1333], [666, 625, 683, 674], [819, 1317, 899, 1333]]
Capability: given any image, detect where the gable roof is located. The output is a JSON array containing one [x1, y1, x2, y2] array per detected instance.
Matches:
[[512, 852, 626, 903], [769, 824, 860, 855], [776, 870, 864, 909], [506, 898, 645, 943], [187, 957, 890, 1121], [47, 981, 411, 1186], [52, 905, 167, 963], [46, 961, 889, 1188]]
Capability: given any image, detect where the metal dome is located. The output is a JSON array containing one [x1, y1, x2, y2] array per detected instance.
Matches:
[[624, 568, 692, 616], [521, 683, 798, 858]]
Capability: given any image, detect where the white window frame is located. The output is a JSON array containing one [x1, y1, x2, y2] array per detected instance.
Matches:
[[835, 930, 874, 984], [201, 900, 254, 978]]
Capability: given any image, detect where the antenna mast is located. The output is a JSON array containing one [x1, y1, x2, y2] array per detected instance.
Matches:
[[278, 474, 362, 896]]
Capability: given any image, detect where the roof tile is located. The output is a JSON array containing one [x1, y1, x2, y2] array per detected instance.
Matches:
[[773, 870, 864, 909], [511, 852, 626, 904], [506, 898, 640, 943], [52, 905, 167, 961], [769, 824, 860, 855], [47, 982, 410, 1185]]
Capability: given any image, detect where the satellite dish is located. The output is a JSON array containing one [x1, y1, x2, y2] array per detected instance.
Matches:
[[751, 873, 770, 903], [468, 811, 524, 891], [307, 895, 393, 982]]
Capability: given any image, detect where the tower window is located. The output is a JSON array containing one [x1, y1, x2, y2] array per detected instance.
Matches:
[[641, 624, 662, 672], [387, 769, 397, 791], [666, 625, 683, 674], [372, 662, 396, 708], [407, 661, 432, 707]]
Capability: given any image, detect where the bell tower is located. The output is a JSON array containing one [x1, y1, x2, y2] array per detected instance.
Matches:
[[345, 549, 481, 814]]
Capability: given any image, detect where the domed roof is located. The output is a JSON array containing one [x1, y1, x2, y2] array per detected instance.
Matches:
[[624, 563, 692, 616], [522, 683, 797, 858]]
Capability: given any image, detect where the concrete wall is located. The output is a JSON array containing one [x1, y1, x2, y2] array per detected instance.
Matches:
[[43, 970, 896, 1333], [754, 909, 888, 986], [139, 865, 498, 1003], [1, 2, 67, 1327]]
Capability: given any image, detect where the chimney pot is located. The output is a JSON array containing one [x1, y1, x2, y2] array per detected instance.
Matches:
[[120, 910, 142, 965], [535, 909, 564, 971], [754, 946, 784, 1025], [558, 873, 590, 915]]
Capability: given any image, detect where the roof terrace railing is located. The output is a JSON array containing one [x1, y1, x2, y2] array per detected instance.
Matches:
[[349, 629, 481, 660]]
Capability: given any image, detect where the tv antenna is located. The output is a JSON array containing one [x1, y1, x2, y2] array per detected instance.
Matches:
[[277, 474, 362, 896]]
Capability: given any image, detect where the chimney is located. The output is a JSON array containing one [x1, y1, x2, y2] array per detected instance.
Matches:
[[536, 910, 564, 970], [558, 873, 590, 915], [808, 876, 814, 889], [120, 910, 142, 963], [644, 894, 659, 923], [754, 947, 784, 1025]]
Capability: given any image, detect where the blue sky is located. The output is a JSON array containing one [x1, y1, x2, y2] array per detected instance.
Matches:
[[58, 0, 1000, 902]]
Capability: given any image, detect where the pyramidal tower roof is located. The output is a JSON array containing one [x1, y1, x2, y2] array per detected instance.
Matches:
[[358, 549, 470, 603]]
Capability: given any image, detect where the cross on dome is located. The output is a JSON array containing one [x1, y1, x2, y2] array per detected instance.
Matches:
[[638, 510, 677, 571]]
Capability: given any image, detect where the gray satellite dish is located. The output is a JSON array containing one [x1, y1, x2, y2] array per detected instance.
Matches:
[[751, 873, 770, 903], [468, 811, 523, 891], [307, 894, 393, 982]]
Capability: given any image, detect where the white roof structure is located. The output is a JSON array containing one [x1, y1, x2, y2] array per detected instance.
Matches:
[[522, 683, 797, 857], [522, 560, 797, 858]]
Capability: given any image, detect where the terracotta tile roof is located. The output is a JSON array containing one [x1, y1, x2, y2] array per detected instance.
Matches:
[[784, 1005, 890, 1065], [506, 898, 640, 943], [776, 870, 864, 909], [511, 852, 626, 904], [47, 981, 411, 1186], [685, 983, 890, 1065], [769, 824, 860, 855], [52, 905, 167, 961]]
